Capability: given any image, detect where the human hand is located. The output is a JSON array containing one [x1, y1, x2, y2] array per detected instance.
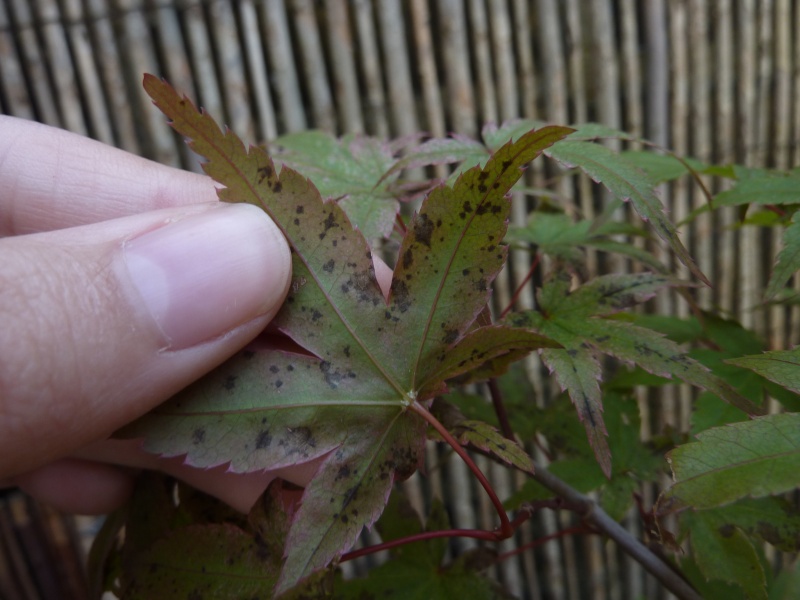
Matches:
[[0, 115, 319, 514]]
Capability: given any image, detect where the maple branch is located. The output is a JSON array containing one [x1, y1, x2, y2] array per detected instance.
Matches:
[[340, 528, 498, 562], [494, 524, 592, 563], [500, 253, 541, 319], [487, 378, 514, 440], [486, 382, 700, 600], [529, 465, 702, 600], [409, 401, 512, 538]]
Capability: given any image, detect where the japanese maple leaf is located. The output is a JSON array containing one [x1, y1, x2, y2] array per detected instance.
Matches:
[[123, 75, 570, 594]]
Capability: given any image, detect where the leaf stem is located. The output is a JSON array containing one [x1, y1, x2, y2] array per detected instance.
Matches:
[[340, 528, 499, 562], [500, 253, 541, 320], [487, 378, 515, 440], [409, 401, 512, 538], [494, 525, 591, 563]]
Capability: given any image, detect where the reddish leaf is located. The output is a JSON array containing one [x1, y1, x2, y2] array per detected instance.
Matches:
[[124, 76, 571, 593]]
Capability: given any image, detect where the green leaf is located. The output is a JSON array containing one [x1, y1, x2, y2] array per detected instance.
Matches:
[[482, 119, 549, 149], [563, 122, 640, 142], [714, 174, 800, 209], [682, 510, 767, 600], [770, 562, 800, 600], [545, 140, 709, 285], [728, 348, 800, 394], [270, 130, 402, 240], [129, 75, 572, 593], [507, 212, 664, 271], [509, 274, 763, 476], [698, 497, 800, 553], [620, 150, 709, 184], [384, 134, 489, 179], [123, 523, 279, 598], [767, 216, 800, 299], [660, 413, 800, 512]]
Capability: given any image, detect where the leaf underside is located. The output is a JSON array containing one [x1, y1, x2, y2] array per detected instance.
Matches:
[[126, 75, 571, 594]]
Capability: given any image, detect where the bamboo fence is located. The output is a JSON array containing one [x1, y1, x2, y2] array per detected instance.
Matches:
[[1, 1, 798, 598]]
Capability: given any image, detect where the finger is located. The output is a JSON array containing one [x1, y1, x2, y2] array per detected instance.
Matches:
[[0, 115, 217, 235], [70, 439, 323, 514], [13, 459, 136, 515], [0, 202, 291, 478]]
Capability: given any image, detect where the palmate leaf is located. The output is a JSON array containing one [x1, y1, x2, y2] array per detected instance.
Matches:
[[270, 130, 404, 240], [127, 75, 570, 593], [681, 510, 767, 600], [508, 273, 760, 476], [766, 215, 800, 300], [545, 140, 710, 285], [659, 413, 800, 513], [507, 212, 665, 271], [727, 347, 800, 394]]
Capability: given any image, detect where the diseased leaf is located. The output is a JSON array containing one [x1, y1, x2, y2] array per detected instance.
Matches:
[[766, 216, 800, 299], [129, 75, 571, 593], [124, 523, 279, 599], [660, 413, 800, 512], [540, 345, 610, 476], [430, 399, 535, 473], [727, 348, 800, 395], [270, 130, 402, 240], [681, 510, 767, 600], [545, 140, 709, 285], [696, 497, 800, 553]]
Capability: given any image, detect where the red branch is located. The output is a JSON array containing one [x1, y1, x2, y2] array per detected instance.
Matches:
[[500, 253, 541, 319]]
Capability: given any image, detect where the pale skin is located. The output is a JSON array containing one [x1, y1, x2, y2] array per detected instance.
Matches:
[[0, 116, 392, 515]]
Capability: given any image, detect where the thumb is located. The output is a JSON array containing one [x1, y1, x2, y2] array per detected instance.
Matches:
[[0, 202, 291, 477]]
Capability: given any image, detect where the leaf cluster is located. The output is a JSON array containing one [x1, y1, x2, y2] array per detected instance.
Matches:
[[91, 76, 800, 599]]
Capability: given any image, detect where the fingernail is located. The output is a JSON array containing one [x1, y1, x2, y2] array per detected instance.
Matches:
[[123, 203, 290, 349]]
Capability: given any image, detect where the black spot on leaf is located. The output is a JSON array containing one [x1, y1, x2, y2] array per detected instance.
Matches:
[[323, 259, 335, 273], [256, 430, 272, 449], [443, 329, 459, 344], [192, 428, 205, 445], [223, 375, 237, 391], [402, 248, 413, 268], [257, 165, 272, 183], [335, 465, 351, 481], [413, 213, 434, 247], [269, 365, 280, 374], [391, 279, 411, 312]]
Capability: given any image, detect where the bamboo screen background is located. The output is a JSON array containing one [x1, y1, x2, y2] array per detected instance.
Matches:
[[1, 1, 798, 599]]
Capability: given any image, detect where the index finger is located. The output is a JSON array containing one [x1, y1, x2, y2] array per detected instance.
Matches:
[[0, 115, 217, 236]]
